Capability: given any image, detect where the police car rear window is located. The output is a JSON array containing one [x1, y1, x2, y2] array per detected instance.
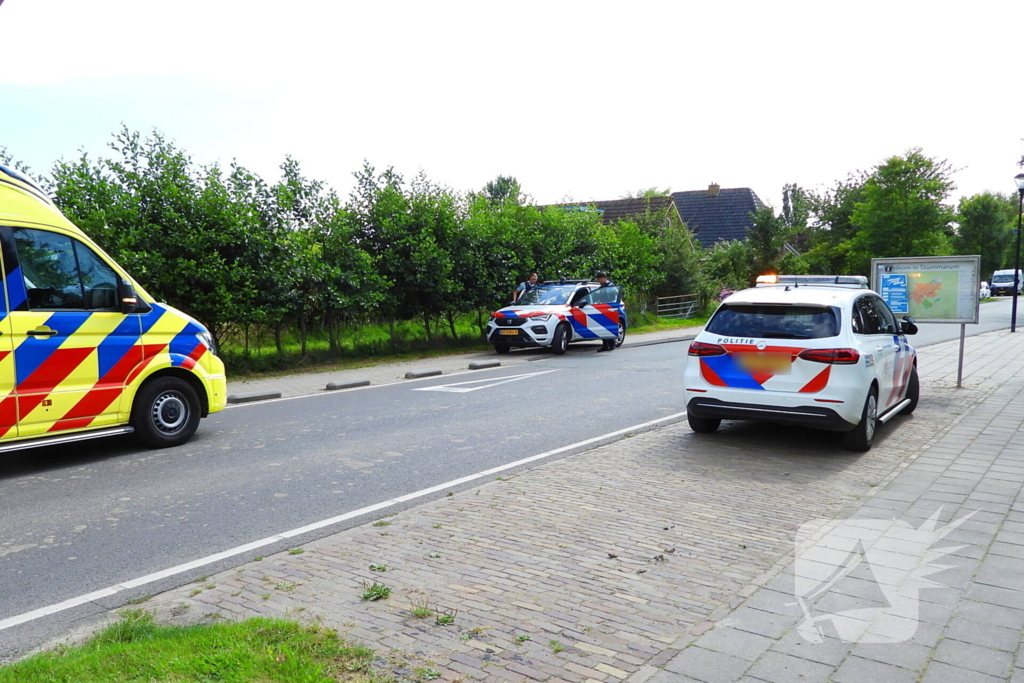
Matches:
[[707, 304, 840, 339]]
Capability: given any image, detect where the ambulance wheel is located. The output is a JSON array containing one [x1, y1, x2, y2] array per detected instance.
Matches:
[[131, 376, 201, 448], [687, 413, 720, 433], [902, 366, 919, 415], [552, 324, 570, 355], [842, 387, 877, 452], [494, 345, 510, 354], [615, 320, 626, 348]]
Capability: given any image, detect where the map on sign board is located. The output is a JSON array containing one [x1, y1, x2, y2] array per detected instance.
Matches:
[[907, 270, 959, 319], [871, 256, 980, 324]]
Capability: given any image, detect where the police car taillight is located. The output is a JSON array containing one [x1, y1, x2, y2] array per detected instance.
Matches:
[[688, 341, 726, 357], [798, 348, 860, 364]]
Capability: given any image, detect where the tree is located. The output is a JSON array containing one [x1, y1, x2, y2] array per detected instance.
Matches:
[[0, 146, 35, 178], [847, 148, 955, 273], [481, 175, 522, 205], [803, 174, 867, 275], [954, 193, 1016, 277], [623, 187, 672, 199], [747, 208, 791, 276]]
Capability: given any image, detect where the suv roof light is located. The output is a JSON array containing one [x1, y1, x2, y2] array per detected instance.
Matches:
[[755, 275, 868, 289]]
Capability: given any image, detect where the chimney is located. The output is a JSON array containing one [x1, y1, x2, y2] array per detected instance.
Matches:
[[707, 183, 720, 196]]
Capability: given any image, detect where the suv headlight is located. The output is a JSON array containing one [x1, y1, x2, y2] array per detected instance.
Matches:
[[530, 314, 552, 322], [198, 331, 218, 357]]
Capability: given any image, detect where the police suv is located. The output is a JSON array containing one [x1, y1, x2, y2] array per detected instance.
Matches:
[[486, 280, 625, 354], [683, 275, 918, 451]]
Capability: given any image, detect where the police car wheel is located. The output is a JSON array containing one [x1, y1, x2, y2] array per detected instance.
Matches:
[[687, 412, 720, 433], [494, 345, 510, 354], [552, 324, 570, 355], [615, 320, 626, 348], [131, 376, 201, 449], [901, 366, 919, 415], [842, 387, 877, 452]]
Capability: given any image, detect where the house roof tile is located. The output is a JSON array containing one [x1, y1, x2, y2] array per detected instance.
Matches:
[[541, 196, 681, 225], [671, 187, 767, 245]]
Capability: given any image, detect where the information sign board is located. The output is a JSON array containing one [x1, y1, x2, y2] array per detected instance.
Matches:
[[870, 255, 980, 324]]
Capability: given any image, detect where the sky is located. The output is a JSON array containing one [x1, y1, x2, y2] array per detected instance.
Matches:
[[2, 0, 1023, 212]]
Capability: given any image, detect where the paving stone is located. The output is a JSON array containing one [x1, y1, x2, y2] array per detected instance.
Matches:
[[921, 661, 1007, 683], [831, 655, 920, 683], [720, 608, 795, 640], [851, 640, 932, 672], [693, 626, 774, 662], [955, 600, 1024, 630], [770, 631, 851, 667], [967, 584, 1024, 611], [663, 646, 750, 683], [932, 638, 1014, 679], [944, 616, 1020, 652], [745, 651, 833, 683]]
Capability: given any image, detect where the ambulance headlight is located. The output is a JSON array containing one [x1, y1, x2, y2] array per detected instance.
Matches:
[[198, 331, 218, 357]]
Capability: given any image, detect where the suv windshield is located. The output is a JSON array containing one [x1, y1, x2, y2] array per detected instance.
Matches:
[[707, 304, 840, 339], [513, 285, 576, 306]]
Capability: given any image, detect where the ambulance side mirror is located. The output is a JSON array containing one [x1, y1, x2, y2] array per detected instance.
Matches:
[[119, 280, 152, 314]]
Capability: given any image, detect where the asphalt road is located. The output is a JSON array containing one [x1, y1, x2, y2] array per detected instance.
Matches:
[[0, 297, 1018, 660]]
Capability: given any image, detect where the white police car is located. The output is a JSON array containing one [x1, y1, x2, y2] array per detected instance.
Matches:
[[683, 275, 919, 451], [486, 280, 626, 354]]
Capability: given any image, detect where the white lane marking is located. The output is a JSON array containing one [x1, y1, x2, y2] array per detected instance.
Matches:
[[412, 370, 558, 393], [0, 410, 687, 633]]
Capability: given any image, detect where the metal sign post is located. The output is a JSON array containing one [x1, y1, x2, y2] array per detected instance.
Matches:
[[871, 255, 981, 389]]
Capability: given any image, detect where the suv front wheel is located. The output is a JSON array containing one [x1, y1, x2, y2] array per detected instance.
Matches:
[[552, 323, 570, 355]]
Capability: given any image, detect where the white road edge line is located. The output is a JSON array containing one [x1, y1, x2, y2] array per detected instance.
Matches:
[[0, 410, 687, 633]]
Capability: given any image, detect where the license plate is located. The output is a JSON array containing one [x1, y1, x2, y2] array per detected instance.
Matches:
[[499, 329, 519, 336], [737, 353, 791, 374]]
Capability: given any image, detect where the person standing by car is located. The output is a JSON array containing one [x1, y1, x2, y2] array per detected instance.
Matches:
[[595, 272, 617, 352], [513, 272, 538, 302]]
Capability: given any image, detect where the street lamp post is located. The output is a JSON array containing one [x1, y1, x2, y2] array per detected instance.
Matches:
[[1013, 173, 1024, 332]]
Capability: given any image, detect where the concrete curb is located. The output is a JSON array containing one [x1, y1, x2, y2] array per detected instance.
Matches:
[[404, 368, 442, 379], [468, 361, 501, 370], [325, 379, 371, 391], [624, 335, 696, 348], [226, 390, 282, 404]]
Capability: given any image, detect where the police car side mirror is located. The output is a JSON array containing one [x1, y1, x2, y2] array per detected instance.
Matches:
[[900, 317, 918, 335], [118, 280, 152, 314]]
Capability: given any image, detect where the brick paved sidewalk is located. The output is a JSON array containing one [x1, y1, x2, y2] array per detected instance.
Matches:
[[53, 330, 1024, 683], [658, 330, 1024, 683]]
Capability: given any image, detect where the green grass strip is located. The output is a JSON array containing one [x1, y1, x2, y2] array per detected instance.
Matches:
[[0, 610, 377, 683]]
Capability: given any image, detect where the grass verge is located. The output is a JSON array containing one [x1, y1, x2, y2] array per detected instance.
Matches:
[[0, 610, 379, 683], [227, 316, 705, 381]]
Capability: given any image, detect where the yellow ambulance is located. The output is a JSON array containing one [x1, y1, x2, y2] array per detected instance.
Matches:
[[0, 165, 226, 451]]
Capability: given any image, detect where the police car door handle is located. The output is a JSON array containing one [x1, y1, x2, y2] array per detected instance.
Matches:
[[27, 326, 57, 337]]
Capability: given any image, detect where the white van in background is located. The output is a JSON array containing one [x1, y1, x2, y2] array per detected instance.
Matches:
[[990, 269, 1023, 297]]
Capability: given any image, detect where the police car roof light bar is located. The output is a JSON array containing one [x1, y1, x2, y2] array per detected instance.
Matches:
[[755, 274, 868, 289]]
